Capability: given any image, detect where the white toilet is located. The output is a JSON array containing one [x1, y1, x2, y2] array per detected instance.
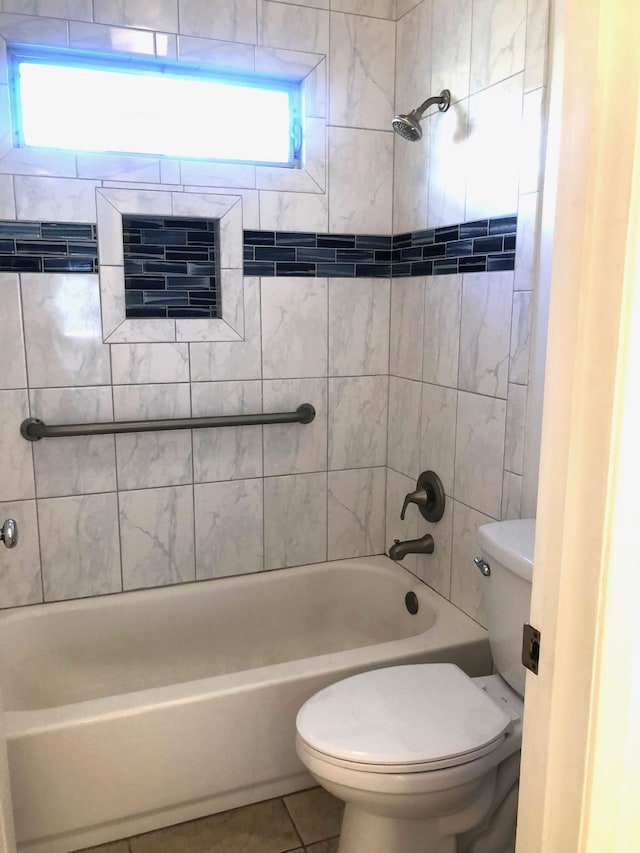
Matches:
[[296, 519, 535, 853]]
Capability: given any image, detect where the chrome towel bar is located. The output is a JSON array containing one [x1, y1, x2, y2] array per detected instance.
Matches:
[[20, 403, 315, 441]]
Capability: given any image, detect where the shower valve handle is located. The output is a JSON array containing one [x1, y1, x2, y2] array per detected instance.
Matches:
[[400, 487, 428, 521]]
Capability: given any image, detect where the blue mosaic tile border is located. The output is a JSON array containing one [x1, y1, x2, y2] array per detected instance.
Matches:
[[0, 214, 517, 284], [0, 221, 98, 273], [243, 215, 517, 278], [122, 215, 220, 320]]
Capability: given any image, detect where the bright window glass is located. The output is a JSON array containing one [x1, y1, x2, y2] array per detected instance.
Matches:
[[11, 50, 301, 166]]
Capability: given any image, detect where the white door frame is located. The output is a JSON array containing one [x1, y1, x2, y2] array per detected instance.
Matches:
[[516, 0, 640, 849]]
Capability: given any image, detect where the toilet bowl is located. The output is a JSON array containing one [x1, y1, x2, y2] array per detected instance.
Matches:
[[295, 519, 535, 853], [296, 665, 523, 853]]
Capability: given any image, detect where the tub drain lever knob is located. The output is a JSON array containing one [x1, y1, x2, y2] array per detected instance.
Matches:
[[1, 519, 17, 549]]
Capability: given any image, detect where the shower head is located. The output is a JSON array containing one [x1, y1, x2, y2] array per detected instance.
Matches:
[[392, 89, 451, 141]]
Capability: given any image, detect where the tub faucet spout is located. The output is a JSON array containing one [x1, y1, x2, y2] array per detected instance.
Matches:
[[388, 534, 434, 562]]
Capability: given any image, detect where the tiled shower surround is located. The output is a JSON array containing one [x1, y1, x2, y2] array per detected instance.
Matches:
[[0, 0, 548, 636]]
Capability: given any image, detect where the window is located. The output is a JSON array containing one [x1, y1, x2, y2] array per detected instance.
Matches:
[[9, 47, 302, 167]]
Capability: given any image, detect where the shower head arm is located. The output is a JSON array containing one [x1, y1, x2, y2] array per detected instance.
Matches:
[[413, 89, 451, 119]]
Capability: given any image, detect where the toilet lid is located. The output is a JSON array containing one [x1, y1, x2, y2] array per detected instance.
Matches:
[[296, 664, 512, 769]]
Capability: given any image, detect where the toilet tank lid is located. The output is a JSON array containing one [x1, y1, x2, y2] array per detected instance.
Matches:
[[478, 519, 535, 582]]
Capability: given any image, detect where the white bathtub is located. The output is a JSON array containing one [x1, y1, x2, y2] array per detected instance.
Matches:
[[0, 555, 490, 853]]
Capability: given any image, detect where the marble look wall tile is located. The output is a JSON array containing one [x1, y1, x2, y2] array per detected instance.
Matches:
[[0, 175, 15, 219], [113, 383, 192, 490], [0, 148, 77, 178], [331, 0, 395, 18], [390, 277, 425, 381], [69, 20, 156, 53], [263, 378, 327, 476], [328, 278, 389, 377], [412, 496, 453, 599], [14, 176, 99, 222], [190, 278, 262, 381], [110, 343, 190, 385], [30, 387, 116, 498], [76, 154, 160, 183], [427, 101, 469, 228], [178, 34, 256, 71], [0, 13, 68, 46], [454, 390, 506, 518], [179, 0, 257, 43], [21, 274, 111, 388], [327, 467, 386, 560], [179, 160, 256, 190], [330, 13, 395, 130], [423, 274, 462, 388], [514, 191, 539, 291], [393, 135, 429, 234], [0, 390, 34, 501], [39, 493, 121, 602], [0, 274, 26, 389], [328, 375, 388, 470], [450, 499, 494, 625], [504, 382, 526, 475], [520, 87, 545, 194], [469, 0, 526, 94], [0, 499, 42, 608], [3, 0, 91, 19], [465, 73, 523, 221], [303, 58, 327, 119], [120, 485, 195, 590], [385, 467, 419, 575], [194, 479, 263, 579], [329, 128, 393, 234], [420, 383, 457, 496], [394, 0, 431, 114], [509, 289, 531, 384], [93, 0, 178, 31], [524, 0, 549, 92], [192, 380, 263, 482], [254, 45, 322, 79], [258, 1, 329, 53], [501, 470, 522, 520], [387, 376, 422, 477], [259, 191, 329, 233], [431, 0, 472, 101], [261, 277, 328, 379], [458, 271, 513, 398], [264, 472, 327, 569], [395, 0, 421, 17]]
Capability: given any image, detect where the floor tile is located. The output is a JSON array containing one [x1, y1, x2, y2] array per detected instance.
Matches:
[[306, 841, 339, 853], [130, 799, 301, 853], [284, 788, 344, 845]]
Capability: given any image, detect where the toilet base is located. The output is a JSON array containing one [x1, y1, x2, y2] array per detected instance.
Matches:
[[338, 807, 457, 853]]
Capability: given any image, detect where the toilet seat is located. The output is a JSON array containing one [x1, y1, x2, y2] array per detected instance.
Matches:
[[296, 664, 513, 774]]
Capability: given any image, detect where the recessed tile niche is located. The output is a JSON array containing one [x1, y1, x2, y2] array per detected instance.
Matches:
[[97, 188, 244, 344]]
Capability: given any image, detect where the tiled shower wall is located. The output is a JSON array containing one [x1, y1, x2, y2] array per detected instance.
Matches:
[[0, 1, 397, 609], [387, 0, 548, 625], [0, 0, 548, 628]]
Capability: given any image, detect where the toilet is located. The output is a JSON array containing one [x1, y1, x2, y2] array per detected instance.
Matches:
[[295, 519, 535, 853]]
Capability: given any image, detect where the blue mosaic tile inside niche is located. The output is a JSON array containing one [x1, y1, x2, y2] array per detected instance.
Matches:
[[122, 215, 220, 319]]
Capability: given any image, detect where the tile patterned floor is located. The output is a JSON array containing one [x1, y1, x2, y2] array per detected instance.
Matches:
[[76, 787, 342, 853]]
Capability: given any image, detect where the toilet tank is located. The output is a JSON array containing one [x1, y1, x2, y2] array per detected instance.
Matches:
[[477, 519, 535, 697]]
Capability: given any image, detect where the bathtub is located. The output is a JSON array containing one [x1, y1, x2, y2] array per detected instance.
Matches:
[[0, 555, 491, 853]]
